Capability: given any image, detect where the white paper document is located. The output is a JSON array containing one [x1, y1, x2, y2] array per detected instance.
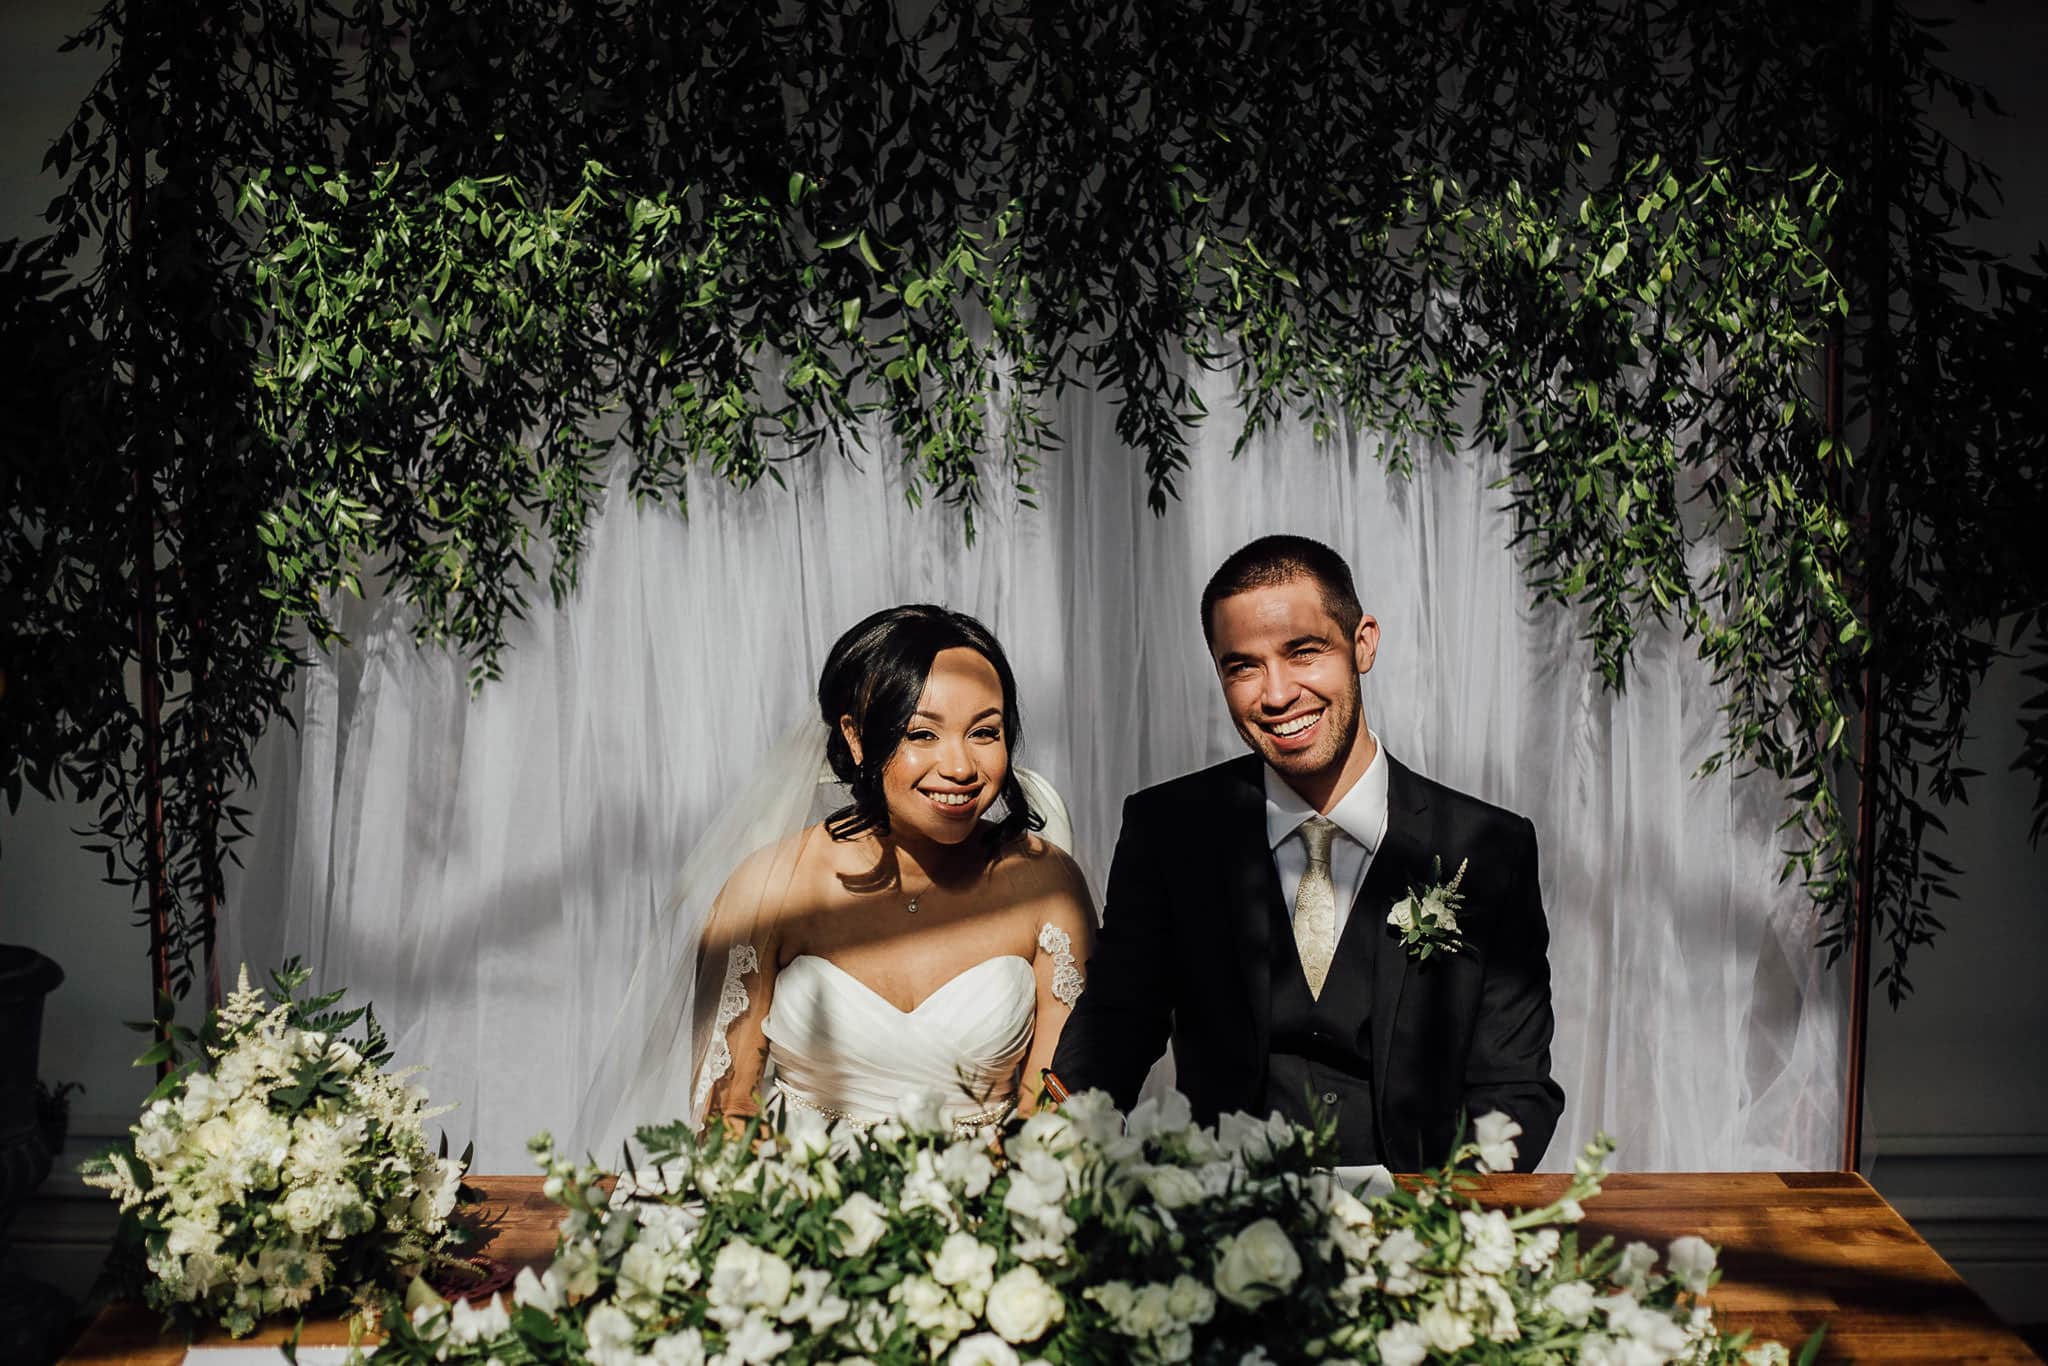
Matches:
[[1331, 1163, 1396, 1196]]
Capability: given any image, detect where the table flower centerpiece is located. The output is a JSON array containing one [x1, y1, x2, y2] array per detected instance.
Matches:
[[384, 1090, 1808, 1366], [81, 961, 469, 1338]]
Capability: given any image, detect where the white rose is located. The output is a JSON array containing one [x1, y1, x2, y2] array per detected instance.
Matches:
[[1375, 1228, 1427, 1297], [1164, 1275, 1216, 1325], [1602, 1297, 1691, 1357], [1387, 897, 1417, 933], [1052, 1090, 1121, 1146], [931, 1231, 998, 1291], [783, 1107, 833, 1162], [176, 1074, 220, 1124], [1003, 1149, 1071, 1234], [1546, 1279, 1596, 1325], [554, 1241, 602, 1299], [1520, 1228, 1561, 1272], [619, 1238, 671, 1304], [1419, 1300, 1475, 1353], [779, 1266, 852, 1332], [1125, 1283, 1172, 1336], [949, 1333, 1021, 1366], [896, 1089, 948, 1133], [512, 1264, 562, 1313], [1124, 1090, 1194, 1142], [1211, 1219, 1302, 1309], [1458, 1209, 1516, 1275], [1087, 1280, 1136, 1320], [938, 1141, 997, 1198], [1667, 1236, 1717, 1295], [135, 1119, 182, 1166], [193, 1115, 236, 1159], [985, 1264, 1064, 1344], [1139, 1164, 1206, 1209], [1215, 1111, 1277, 1163], [708, 1240, 794, 1313], [1375, 1321, 1430, 1366], [898, 1275, 953, 1331], [724, 1311, 796, 1365], [832, 1191, 891, 1256], [1472, 1111, 1523, 1174], [425, 1157, 463, 1223], [896, 1275, 974, 1343], [900, 1149, 957, 1222], [279, 1185, 327, 1234], [1576, 1334, 1630, 1366], [1459, 1274, 1521, 1343], [1615, 1241, 1659, 1291], [447, 1293, 510, 1345], [584, 1304, 637, 1358], [649, 1328, 707, 1366]]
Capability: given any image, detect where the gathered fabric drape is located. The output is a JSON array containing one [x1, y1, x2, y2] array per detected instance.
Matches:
[[226, 375, 1845, 1172]]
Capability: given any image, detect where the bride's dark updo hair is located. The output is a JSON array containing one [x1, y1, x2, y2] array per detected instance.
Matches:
[[819, 604, 1042, 848]]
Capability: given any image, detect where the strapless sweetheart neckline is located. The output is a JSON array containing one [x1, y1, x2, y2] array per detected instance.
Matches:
[[781, 952, 1031, 1016], [761, 952, 1037, 1130]]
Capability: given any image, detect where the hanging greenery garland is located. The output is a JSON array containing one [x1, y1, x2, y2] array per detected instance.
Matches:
[[2, 0, 2042, 1006]]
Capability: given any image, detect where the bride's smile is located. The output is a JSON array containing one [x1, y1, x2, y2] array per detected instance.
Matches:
[[870, 646, 1011, 850]]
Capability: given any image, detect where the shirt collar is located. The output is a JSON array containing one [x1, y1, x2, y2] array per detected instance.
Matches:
[[1264, 730, 1388, 853]]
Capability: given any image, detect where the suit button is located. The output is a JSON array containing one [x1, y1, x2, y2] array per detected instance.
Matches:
[[1320, 1091, 1340, 1106]]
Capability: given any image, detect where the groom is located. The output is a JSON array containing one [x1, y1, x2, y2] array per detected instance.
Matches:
[[1051, 535, 1564, 1170]]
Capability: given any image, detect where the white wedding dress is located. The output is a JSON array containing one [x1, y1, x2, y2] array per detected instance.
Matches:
[[580, 720, 1085, 1154], [703, 924, 1082, 1135]]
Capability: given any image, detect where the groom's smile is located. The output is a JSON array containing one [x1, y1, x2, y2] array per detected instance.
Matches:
[[1266, 710, 1324, 742], [1209, 576, 1380, 812]]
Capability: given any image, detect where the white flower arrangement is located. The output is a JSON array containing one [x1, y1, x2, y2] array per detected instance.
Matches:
[[380, 1090, 1813, 1366], [80, 961, 469, 1338]]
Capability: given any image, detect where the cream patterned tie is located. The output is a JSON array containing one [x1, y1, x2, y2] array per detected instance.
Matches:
[[1293, 816, 1339, 1000]]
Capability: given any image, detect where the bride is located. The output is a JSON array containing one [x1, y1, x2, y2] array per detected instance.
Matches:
[[585, 604, 1095, 1148]]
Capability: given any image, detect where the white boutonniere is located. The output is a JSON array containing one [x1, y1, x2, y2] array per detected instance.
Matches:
[[1387, 857, 1468, 960]]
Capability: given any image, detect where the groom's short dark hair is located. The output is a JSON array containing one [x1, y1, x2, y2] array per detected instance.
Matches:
[[1201, 535, 1364, 645]]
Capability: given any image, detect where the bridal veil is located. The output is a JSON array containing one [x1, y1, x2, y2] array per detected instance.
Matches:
[[578, 720, 829, 1156]]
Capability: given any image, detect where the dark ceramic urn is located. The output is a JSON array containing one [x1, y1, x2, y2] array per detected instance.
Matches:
[[0, 945, 64, 1234]]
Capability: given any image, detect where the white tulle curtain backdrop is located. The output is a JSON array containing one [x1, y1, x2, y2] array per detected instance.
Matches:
[[224, 373, 1846, 1173]]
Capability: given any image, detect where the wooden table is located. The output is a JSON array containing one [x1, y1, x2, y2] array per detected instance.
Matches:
[[62, 1172, 2039, 1365]]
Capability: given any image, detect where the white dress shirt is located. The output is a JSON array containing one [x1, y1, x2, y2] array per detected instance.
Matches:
[[1264, 731, 1390, 939]]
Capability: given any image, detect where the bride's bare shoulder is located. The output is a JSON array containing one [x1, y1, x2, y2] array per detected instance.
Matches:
[[989, 831, 1091, 906], [715, 824, 843, 915]]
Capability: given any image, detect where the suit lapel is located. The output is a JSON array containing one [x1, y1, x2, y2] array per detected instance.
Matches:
[[1220, 757, 1285, 1076], [1369, 757, 1430, 1106]]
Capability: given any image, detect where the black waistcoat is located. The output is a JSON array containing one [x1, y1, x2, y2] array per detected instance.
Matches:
[[1261, 889, 1381, 1165]]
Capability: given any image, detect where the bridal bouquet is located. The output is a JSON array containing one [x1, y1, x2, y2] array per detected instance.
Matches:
[[383, 1093, 1801, 1366], [80, 962, 468, 1337]]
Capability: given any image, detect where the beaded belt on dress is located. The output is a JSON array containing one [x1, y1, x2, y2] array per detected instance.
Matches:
[[777, 1083, 1013, 1136]]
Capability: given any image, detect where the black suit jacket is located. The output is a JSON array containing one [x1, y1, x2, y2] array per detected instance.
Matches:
[[1051, 753, 1564, 1171]]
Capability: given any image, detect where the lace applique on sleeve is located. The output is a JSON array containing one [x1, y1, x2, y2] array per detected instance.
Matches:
[[692, 943, 760, 1115], [1037, 923, 1084, 1008]]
